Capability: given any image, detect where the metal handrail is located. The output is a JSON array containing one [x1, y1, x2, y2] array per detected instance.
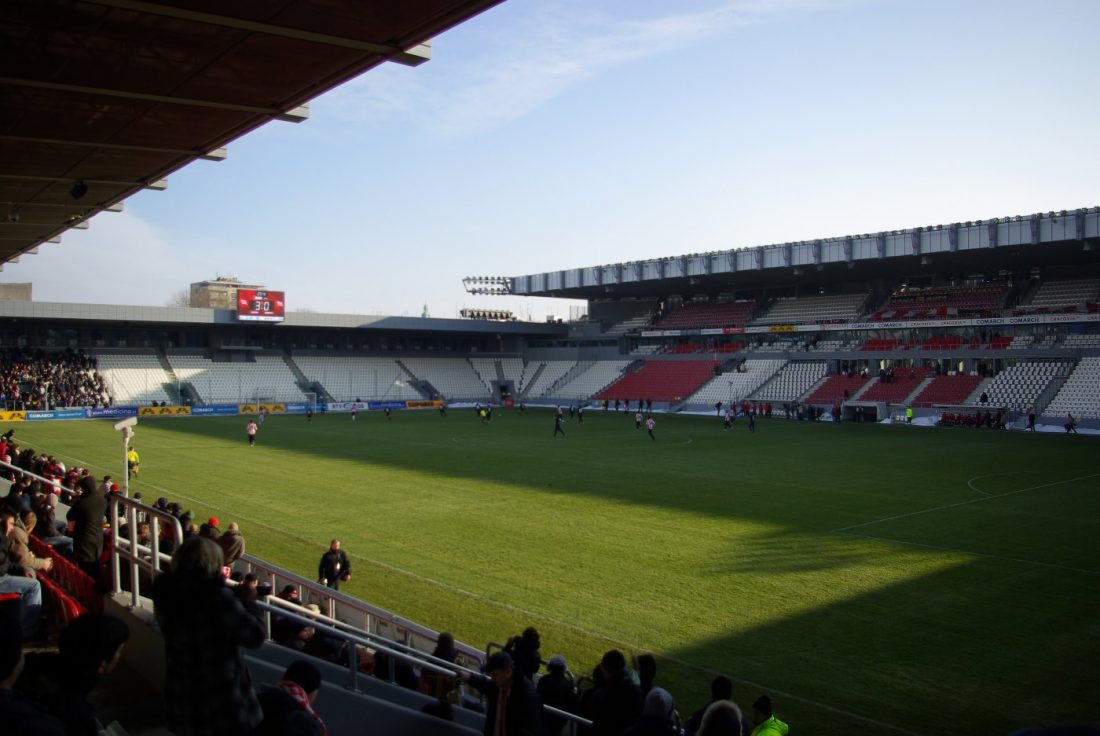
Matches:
[[237, 553, 486, 668], [108, 495, 184, 608]]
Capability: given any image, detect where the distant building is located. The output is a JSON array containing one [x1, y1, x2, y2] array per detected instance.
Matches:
[[189, 276, 264, 309], [0, 283, 32, 301]]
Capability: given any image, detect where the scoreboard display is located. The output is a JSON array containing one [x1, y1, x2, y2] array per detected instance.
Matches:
[[236, 289, 285, 322]]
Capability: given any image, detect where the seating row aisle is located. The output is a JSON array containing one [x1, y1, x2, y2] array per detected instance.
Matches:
[[168, 353, 305, 403], [293, 356, 422, 401], [910, 374, 984, 408], [521, 360, 577, 399], [548, 360, 633, 401], [979, 361, 1070, 410], [857, 366, 935, 404], [1044, 357, 1100, 419], [753, 361, 828, 403], [688, 359, 786, 405], [400, 357, 492, 400], [95, 353, 175, 406]]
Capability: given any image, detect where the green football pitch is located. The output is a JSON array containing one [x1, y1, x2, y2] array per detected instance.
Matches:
[[13, 409, 1100, 735]]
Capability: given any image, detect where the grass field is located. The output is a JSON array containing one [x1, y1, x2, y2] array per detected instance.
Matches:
[[13, 409, 1100, 735]]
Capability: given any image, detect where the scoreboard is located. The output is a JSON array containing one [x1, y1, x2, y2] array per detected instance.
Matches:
[[236, 289, 285, 322]]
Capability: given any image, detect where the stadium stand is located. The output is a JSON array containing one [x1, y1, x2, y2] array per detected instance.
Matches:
[[654, 300, 756, 329], [1, 349, 108, 409], [605, 312, 655, 335], [978, 361, 1071, 410], [804, 373, 871, 405], [521, 360, 577, 399], [1062, 334, 1100, 349], [1043, 356, 1100, 419], [860, 338, 901, 351], [872, 283, 1008, 320], [400, 357, 492, 400], [96, 352, 175, 406], [919, 336, 970, 351], [596, 360, 719, 403], [753, 293, 867, 325], [910, 374, 985, 408], [687, 359, 786, 406], [858, 366, 936, 404], [547, 360, 633, 401], [468, 357, 503, 391], [753, 361, 829, 402], [1015, 278, 1100, 313], [168, 354, 306, 403], [293, 356, 422, 401], [1006, 335, 1034, 349], [498, 357, 525, 390]]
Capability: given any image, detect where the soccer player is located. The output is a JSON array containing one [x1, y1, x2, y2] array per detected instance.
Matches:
[[306, 405, 313, 421], [245, 419, 258, 446], [635, 411, 643, 430], [723, 408, 733, 431], [351, 405, 357, 422], [646, 416, 656, 440], [384, 407, 392, 421], [577, 405, 584, 424], [553, 411, 566, 437], [258, 407, 266, 425], [748, 411, 756, 433], [127, 447, 140, 477]]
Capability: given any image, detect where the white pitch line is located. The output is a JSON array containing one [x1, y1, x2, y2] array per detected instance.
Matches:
[[837, 531, 1100, 576], [830, 473, 1100, 533]]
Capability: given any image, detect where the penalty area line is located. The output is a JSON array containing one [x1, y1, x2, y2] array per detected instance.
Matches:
[[836, 531, 1100, 576], [830, 472, 1100, 533]]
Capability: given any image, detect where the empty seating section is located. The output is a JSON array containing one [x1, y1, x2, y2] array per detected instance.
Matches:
[[1044, 357, 1100, 419], [1062, 334, 1100, 349], [96, 353, 174, 405], [750, 339, 807, 352], [920, 336, 968, 351], [858, 366, 935, 404], [804, 374, 870, 405], [688, 359, 786, 405], [400, 358, 491, 400], [293, 357, 421, 401], [1022, 279, 1100, 311], [548, 361, 632, 401], [873, 284, 1007, 320], [861, 338, 900, 351], [605, 312, 654, 334], [754, 293, 867, 325], [980, 362, 1069, 409], [1007, 335, 1034, 349], [630, 344, 661, 355], [808, 339, 858, 352], [468, 358, 501, 390], [597, 360, 718, 402], [910, 374, 984, 408], [168, 354, 305, 403], [753, 362, 828, 402], [522, 361, 576, 398], [498, 358, 524, 389], [655, 301, 755, 329]]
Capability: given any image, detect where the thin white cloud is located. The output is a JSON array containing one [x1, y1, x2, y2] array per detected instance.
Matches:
[[0, 211, 203, 306], [321, 0, 862, 136]]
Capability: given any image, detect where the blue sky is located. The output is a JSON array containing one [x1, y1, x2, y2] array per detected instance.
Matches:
[[4, 0, 1098, 319]]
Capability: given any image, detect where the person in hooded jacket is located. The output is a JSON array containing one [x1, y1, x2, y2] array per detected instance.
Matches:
[[256, 659, 327, 736]]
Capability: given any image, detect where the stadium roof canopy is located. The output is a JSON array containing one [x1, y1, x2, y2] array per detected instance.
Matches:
[[497, 209, 1100, 301], [0, 0, 502, 267]]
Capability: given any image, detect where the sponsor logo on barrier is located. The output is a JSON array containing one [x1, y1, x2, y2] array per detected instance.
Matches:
[[405, 400, 444, 409], [191, 405, 240, 416], [86, 407, 138, 419], [138, 406, 192, 416], [768, 324, 796, 333], [0, 411, 25, 422], [367, 401, 406, 411], [28, 409, 87, 421], [257, 403, 286, 414], [239, 404, 256, 414]]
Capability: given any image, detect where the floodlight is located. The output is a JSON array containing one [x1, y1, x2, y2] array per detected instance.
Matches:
[[70, 180, 88, 200]]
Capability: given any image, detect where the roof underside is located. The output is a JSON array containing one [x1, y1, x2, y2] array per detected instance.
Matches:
[[0, 0, 502, 264]]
